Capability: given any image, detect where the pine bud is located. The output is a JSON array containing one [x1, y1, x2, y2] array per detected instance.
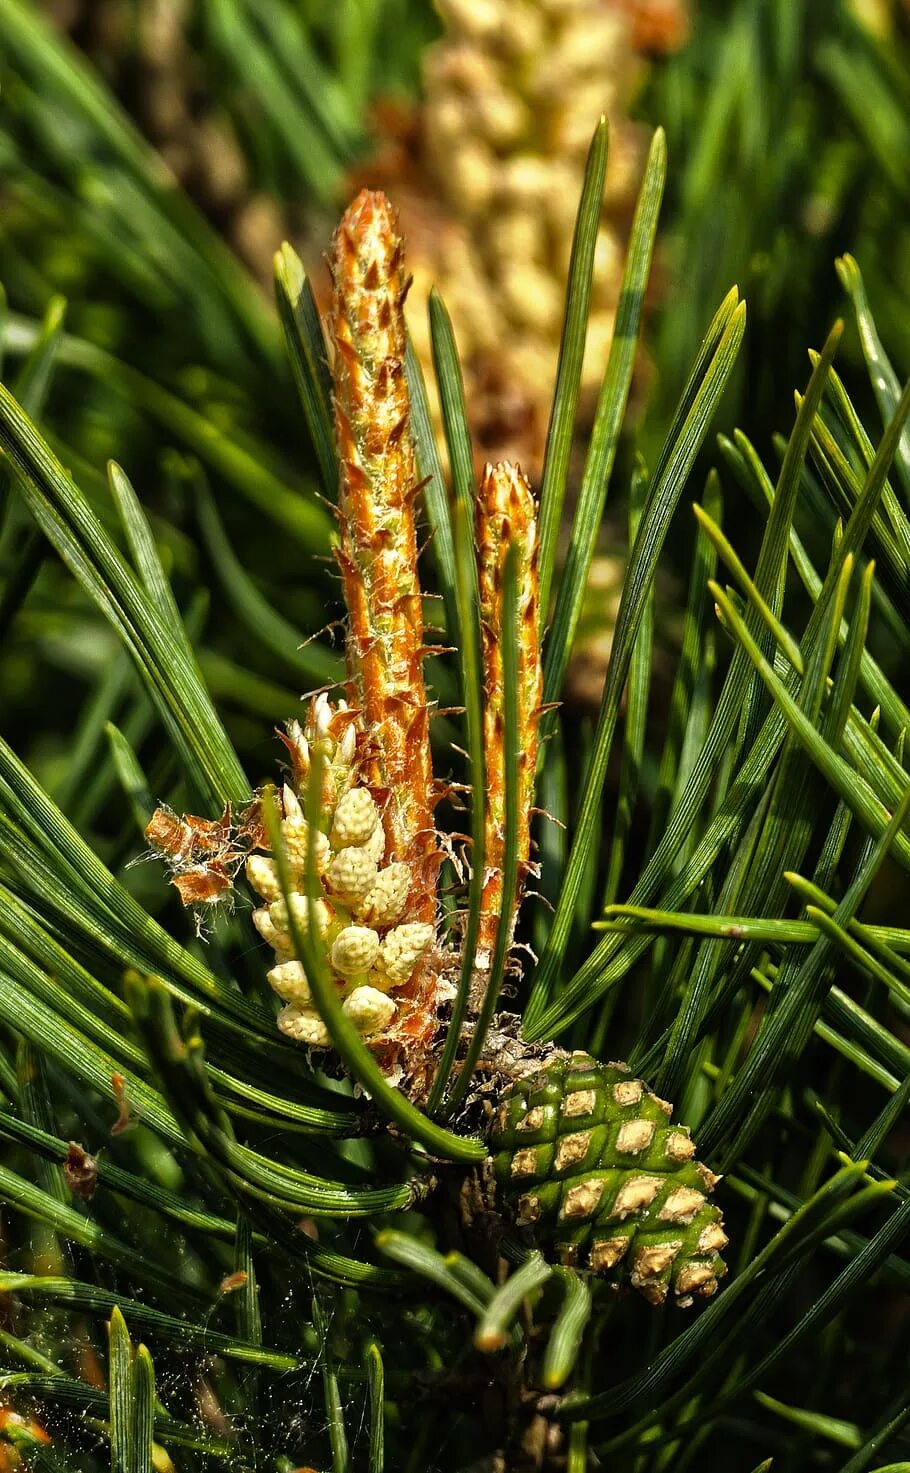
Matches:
[[281, 817, 330, 877], [277, 1005, 331, 1048], [252, 907, 292, 956], [267, 960, 311, 1006], [379, 922, 435, 986], [279, 785, 303, 824], [267, 894, 330, 939], [356, 861, 412, 927], [325, 845, 379, 905], [330, 787, 380, 849], [337, 721, 357, 766], [312, 692, 335, 740], [245, 854, 282, 903], [330, 925, 381, 977], [342, 985, 397, 1035]]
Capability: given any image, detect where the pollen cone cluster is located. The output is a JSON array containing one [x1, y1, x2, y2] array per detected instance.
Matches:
[[244, 694, 439, 1082], [354, 0, 688, 475], [488, 1052, 727, 1306]]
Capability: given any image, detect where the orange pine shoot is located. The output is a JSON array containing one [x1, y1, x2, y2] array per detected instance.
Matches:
[[475, 460, 542, 964], [328, 189, 438, 926]]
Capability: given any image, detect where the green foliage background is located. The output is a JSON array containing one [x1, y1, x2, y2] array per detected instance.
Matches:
[[0, 1, 908, 1469]]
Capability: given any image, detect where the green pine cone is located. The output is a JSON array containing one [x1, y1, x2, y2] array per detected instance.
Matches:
[[488, 1052, 728, 1306]]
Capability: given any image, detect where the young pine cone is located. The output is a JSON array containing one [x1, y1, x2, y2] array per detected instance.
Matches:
[[488, 1051, 727, 1307]]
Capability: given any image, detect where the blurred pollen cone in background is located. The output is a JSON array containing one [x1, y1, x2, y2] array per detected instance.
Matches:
[[43, 0, 689, 476], [350, 0, 689, 479]]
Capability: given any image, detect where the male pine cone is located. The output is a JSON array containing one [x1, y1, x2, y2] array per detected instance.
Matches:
[[487, 1051, 728, 1307]]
